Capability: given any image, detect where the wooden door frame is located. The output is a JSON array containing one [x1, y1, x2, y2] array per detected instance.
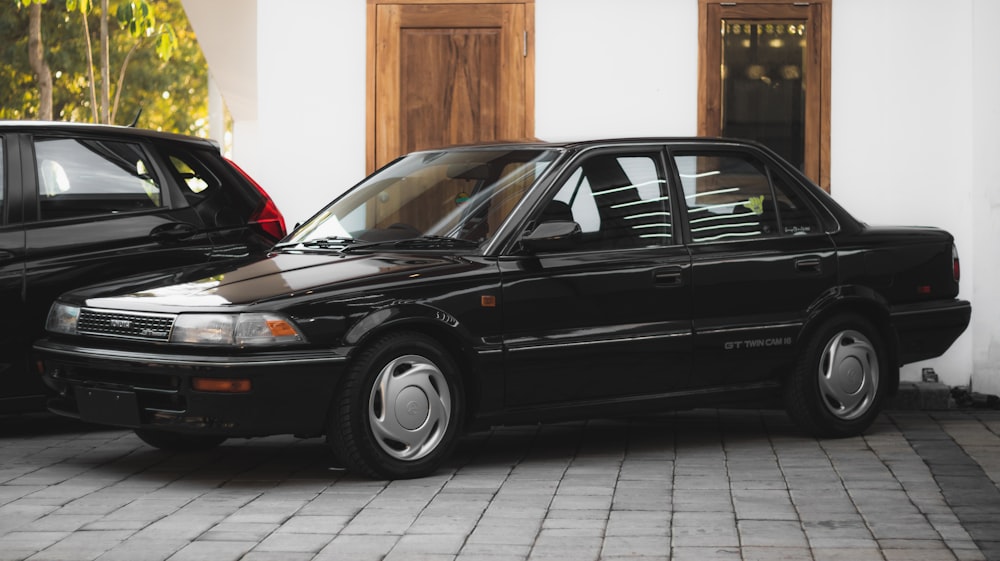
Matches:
[[697, 0, 832, 190], [366, 0, 535, 174]]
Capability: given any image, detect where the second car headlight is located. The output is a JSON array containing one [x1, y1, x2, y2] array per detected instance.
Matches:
[[171, 313, 305, 346]]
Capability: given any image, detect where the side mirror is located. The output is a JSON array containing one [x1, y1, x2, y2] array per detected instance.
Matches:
[[520, 221, 582, 252]]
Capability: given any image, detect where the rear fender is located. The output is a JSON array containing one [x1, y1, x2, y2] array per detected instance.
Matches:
[[798, 285, 900, 394]]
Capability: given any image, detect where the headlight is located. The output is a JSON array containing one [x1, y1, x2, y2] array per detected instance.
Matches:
[[170, 313, 305, 346], [170, 314, 237, 344], [46, 303, 80, 335]]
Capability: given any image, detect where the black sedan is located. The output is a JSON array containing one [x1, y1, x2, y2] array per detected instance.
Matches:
[[34, 138, 970, 479]]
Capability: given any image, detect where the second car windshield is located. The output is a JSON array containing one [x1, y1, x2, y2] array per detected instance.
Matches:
[[285, 148, 559, 249]]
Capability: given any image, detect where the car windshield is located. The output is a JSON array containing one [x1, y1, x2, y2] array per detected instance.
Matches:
[[283, 148, 559, 250]]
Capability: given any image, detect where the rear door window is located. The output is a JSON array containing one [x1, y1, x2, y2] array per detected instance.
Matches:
[[675, 152, 820, 242], [34, 137, 163, 221]]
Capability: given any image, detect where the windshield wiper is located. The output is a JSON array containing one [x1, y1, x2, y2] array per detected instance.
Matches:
[[272, 236, 360, 251], [341, 236, 480, 253]]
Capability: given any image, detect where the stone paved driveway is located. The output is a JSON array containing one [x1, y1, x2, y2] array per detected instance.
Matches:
[[1, 409, 998, 561]]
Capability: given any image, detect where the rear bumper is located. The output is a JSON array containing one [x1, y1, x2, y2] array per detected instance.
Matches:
[[34, 339, 348, 438], [891, 299, 971, 365]]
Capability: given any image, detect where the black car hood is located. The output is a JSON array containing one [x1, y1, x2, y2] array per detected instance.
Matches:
[[71, 251, 476, 312]]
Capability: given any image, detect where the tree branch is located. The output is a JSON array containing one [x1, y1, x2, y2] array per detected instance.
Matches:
[[111, 39, 143, 124]]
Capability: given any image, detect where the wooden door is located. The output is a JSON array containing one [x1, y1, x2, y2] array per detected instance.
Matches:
[[698, 0, 831, 190], [367, 1, 535, 172]]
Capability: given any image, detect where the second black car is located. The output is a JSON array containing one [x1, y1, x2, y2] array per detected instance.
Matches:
[[1, 121, 285, 412]]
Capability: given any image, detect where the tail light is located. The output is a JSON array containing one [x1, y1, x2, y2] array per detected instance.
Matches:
[[225, 158, 287, 241], [952, 244, 961, 282]]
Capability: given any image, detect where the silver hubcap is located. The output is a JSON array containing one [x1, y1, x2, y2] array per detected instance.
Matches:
[[368, 354, 451, 461], [818, 329, 879, 420]]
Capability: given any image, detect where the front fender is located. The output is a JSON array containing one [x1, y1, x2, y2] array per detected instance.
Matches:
[[344, 302, 474, 350]]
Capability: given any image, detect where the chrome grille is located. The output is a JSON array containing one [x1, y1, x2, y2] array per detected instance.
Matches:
[[77, 309, 176, 341]]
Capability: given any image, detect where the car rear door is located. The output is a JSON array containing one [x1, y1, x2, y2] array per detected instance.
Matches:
[[499, 147, 693, 408], [21, 132, 215, 353], [671, 147, 837, 389]]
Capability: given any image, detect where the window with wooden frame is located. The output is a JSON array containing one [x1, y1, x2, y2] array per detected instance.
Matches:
[[698, 0, 831, 190]]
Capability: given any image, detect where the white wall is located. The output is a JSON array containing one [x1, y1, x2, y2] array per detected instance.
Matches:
[[535, 0, 699, 139], [971, 0, 1000, 395], [255, 0, 367, 228], [830, 0, 977, 387]]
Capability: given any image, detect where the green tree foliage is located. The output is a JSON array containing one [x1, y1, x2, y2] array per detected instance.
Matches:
[[1, 0, 208, 135]]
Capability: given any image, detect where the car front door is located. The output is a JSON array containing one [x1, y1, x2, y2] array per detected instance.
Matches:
[[672, 148, 837, 389], [499, 148, 693, 409]]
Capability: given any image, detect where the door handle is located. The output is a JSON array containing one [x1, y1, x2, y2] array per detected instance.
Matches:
[[653, 266, 684, 286], [795, 258, 822, 273], [150, 223, 198, 242]]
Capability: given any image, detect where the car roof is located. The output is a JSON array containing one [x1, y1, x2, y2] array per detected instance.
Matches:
[[0, 120, 219, 148], [409, 136, 774, 153]]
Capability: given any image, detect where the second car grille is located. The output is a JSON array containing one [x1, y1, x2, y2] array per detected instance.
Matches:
[[77, 309, 176, 341]]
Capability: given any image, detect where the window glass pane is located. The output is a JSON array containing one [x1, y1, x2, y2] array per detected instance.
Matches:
[[287, 149, 558, 247], [35, 138, 162, 220], [678, 153, 819, 242], [770, 171, 821, 235], [678, 154, 773, 242], [550, 153, 670, 250], [169, 155, 214, 195], [722, 20, 806, 170]]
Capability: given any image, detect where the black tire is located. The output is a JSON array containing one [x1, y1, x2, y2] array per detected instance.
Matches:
[[328, 331, 464, 479], [784, 314, 888, 438], [134, 429, 227, 451]]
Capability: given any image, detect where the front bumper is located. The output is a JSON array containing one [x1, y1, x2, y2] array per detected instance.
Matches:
[[34, 339, 349, 438], [891, 299, 971, 365]]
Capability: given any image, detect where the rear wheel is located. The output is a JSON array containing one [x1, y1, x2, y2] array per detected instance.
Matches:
[[785, 314, 887, 438], [328, 331, 463, 479], [134, 429, 226, 451]]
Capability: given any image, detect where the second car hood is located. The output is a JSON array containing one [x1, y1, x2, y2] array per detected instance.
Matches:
[[73, 251, 478, 312]]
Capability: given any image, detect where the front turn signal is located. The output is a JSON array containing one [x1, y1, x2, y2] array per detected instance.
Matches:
[[193, 378, 252, 393]]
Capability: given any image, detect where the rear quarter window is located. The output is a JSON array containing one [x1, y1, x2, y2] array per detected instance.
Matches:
[[162, 147, 262, 229]]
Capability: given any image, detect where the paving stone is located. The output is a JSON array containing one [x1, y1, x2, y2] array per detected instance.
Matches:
[[92, 537, 188, 561], [600, 535, 670, 557], [198, 521, 279, 542], [254, 531, 336, 553], [313, 534, 399, 561], [163, 540, 255, 561], [811, 547, 886, 561], [737, 520, 808, 548], [670, 546, 742, 561]]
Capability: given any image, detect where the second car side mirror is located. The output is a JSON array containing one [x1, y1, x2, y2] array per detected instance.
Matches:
[[520, 221, 582, 252]]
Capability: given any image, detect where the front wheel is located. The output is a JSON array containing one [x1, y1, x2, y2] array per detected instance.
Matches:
[[328, 332, 464, 479], [784, 314, 888, 438], [134, 429, 227, 451]]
